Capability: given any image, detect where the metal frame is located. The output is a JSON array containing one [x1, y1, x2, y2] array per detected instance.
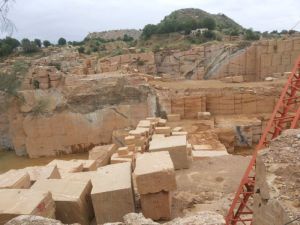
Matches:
[[225, 55, 300, 225]]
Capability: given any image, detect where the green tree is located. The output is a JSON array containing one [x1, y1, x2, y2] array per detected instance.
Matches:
[[43, 40, 51, 47], [58, 37, 67, 45], [0, 37, 20, 57], [34, 39, 42, 48], [202, 18, 216, 30], [142, 24, 157, 39], [21, 38, 39, 53], [78, 46, 85, 54], [123, 34, 134, 42], [244, 29, 260, 41]]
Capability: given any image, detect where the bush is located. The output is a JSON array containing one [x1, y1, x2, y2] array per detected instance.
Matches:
[[142, 24, 157, 39], [58, 37, 67, 46], [43, 40, 51, 47], [34, 39, 42, 48], [203, 30, 216, 40], [123, 34, 134, 42], [0, 37, 20, 57], [21, 38, 39, 53], [31, 98, 50, 117], [244, 29, 260, 41], [0, 61, 29, 96], [202, 17, 216, 30], [152, 45, 160, 53], [78, 46, 85, 54]]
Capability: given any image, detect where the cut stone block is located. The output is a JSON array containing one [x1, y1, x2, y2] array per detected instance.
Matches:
[[70, 159, 97, 171], [158, 119, 167, 127], [117, 147, 129, 156], [0, 189, 55, 224], [127, 144, 135, 152], [197, 112, 211, 120], [31, 179, 93, 225], [63, 171, 98, 183], [124, 136, 136, 145], [20, 166, 61, 183], [151, 134, 165, 139], [140, 191, 172, 221], [149, 136, 189, 169], [172, 127, 183, 132], [192, 150, 229, 160], [88, 144, 117, 167], [193, 144, 213, 151], [111, 153, 133, 165], [47, 160, 83, 178], [167, 114, 181, 122], [0, 170, 31, 189], [137, 120, 151, 128], [155, 127, 171, 136], [91, 163, 135, 224], [134, 152, 176, 194], [172, 131, 188, 136]]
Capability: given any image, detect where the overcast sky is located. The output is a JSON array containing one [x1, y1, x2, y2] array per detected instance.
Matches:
[[2, 0, 300, 42]]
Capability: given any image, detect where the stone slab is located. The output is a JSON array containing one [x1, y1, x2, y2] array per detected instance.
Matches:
[[0, 170, 31, 189], [149, 136, 189, 169], [88, 144, 117, 167], [134, 152, 176, 194], [0, 189, 55, 224], [31, 179, 93, 225], [140, 191, 172, 221], [91, 163, 135, 224]]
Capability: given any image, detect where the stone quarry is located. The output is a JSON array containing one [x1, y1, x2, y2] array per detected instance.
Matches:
[[0, 35, 300, 225]]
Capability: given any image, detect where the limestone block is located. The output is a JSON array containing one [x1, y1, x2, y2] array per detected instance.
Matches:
[[167, 114, 181, 122], [232, 76, 244, 83], [172, 127, 183, 132], [149, 136, 189, 169], [0, 189, 55, 224], [70, 159, 97, 171], [192, 150, 229, 160], [110, 154, 133, 165], [47, 160, 83, 178], [91, 163, 135, 224], [197, 112, 211, 120], [134, 152, 176, 194], [118, 147, 129, 156], [155, 127, 171, 136], [151, 134, 165, 139], [124, 136, 136, 145], [158, 118, 167, 127], [0, 170, 31, 189], [140, 191, 172, 221], [137, 120, 151, 128], [88, 144, 117, 167], [31, 179, 93, 225], [20, 166, 61, 183], [127, 144, 135, 152], [172, 131, 188, 136]]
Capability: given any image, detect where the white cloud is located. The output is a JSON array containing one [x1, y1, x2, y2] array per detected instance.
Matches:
[[1, 0, 300, 42]]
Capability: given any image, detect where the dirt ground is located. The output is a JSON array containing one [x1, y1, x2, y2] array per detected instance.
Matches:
[[171, 155, 251, 219]]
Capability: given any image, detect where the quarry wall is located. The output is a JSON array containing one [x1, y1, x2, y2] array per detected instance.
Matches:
[[212, 37, 300, 81]]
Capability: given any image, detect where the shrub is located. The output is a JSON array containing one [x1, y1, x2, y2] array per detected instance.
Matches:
[[58, 37, 67, 46], [43, 40, 51, 47], [123, 34, 134, 42], [203, 30, 216, 39], [244, 29, 260, 41], [78, 46, 85, 54], [142, 24, 157, 39], [31, 98, 50, 117], [0, 37, 20, 57], [202, 17, 216, 30], [152, 45, 160, 53]]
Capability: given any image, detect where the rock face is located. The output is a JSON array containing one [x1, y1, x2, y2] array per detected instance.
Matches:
[[8, 73, 157, 158], [212, 37, 300, 81], [253, 129, 300, 225]]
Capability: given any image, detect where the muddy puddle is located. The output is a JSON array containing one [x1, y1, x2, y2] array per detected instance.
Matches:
[[0, 149, 88, 173]]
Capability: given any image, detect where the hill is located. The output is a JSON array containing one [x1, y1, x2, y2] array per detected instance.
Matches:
[[142, 8, 244, 38]]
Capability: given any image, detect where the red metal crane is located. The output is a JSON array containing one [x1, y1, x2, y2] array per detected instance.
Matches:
[[225, 55, 300, 225]]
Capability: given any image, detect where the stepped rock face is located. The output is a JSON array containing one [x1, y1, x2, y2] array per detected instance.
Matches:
[[8, 73, 156, 157], [212, 37, 300, 81], [253, 129, 300, 225]]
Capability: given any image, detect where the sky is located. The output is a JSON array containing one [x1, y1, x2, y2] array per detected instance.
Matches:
[[2, 0, 300, 42]]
